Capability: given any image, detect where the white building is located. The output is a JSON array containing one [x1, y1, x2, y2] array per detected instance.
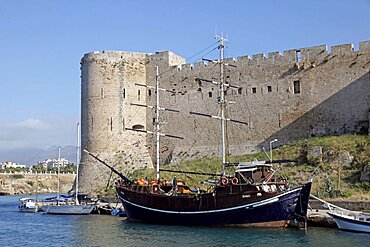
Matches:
[[0, 161, 26, 169], [37, 158, 69, 168]]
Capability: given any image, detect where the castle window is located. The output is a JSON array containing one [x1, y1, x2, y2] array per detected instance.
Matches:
[[110, 117, 113, 131], [148, 89, 151, 96], [296, 50, 302, 62], [123, 88, 126, 99], [252, 87, 257, 94], [238, 88, 242, 94], [132, 124, 144, 130], [209, 92, 212, 97], [138, 90, 141, 101], [294, 80, 301, 94], [267, 86, 272, 92], [101, 88, 104, 99]]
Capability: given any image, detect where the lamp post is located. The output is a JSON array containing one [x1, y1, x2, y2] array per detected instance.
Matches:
[[270, 139, 278, 163]]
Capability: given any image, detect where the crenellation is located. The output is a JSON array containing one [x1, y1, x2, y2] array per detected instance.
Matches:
[[251, 53, 266, 65], [224, 57, 237, 65], [359, 41, 370, 53], [180, 63, 194, 72], [236, 55, 251, 67], [169, 65, 182, 73], [299, 45, 327, 62], [282, 49, 297, 63], [194, 61, 208, 71], [267, 52, 281, 64], [331, 44, 354, 56]]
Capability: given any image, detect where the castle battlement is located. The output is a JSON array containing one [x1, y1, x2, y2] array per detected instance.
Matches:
[[149, 41, 370, 76], [82, 41, 370, 74]]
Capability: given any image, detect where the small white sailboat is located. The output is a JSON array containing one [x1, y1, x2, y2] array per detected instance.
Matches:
[[42, 124, 95, 215], [18, 197, 39, 213], [42, 203, 95, 215]]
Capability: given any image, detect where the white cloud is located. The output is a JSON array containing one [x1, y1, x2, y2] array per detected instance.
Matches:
[[0, 117, 78, 151], [8, 118, 50, 130]]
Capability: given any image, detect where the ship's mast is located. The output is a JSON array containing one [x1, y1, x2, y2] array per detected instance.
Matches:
[[155, 66, 160, 180], [75, 122, 80, 205], [57, 146, 61, 205], [191, 36, 248, 177], [218, 36, 226, 176]]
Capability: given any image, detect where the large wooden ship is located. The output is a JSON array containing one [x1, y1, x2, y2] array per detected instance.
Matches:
[[85, 36, 312, 228]]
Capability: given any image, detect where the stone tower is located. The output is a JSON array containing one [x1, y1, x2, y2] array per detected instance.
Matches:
[[79, 50, 185, 194]]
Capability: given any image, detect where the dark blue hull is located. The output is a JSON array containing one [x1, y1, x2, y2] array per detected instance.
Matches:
[[118, 182, 311, 227]]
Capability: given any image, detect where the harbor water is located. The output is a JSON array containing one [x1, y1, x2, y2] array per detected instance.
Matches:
[[0, 195, 368, 247]]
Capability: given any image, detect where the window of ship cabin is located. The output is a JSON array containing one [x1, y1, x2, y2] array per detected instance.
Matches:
[[294, 80, 301, 94]]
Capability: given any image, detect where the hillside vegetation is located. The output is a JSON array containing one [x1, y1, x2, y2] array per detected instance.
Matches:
[[128, 135, 369, 200]]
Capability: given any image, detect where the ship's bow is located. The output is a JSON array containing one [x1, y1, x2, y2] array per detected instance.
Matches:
[[288, 181, 312, 229]]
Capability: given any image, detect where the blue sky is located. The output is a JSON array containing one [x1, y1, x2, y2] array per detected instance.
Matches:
[[1, 0, 370, 152]]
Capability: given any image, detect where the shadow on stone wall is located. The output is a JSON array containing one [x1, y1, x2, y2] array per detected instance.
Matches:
[[257, 72, 369, 150]]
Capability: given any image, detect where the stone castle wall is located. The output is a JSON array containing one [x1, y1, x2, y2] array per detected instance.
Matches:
[[79, 41, 370, 194]]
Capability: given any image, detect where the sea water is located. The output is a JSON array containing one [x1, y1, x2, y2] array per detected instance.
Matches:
[[0, 195, 368, 247]]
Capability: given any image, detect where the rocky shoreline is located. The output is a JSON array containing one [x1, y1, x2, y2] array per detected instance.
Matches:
[[0, 173, 75, 195]]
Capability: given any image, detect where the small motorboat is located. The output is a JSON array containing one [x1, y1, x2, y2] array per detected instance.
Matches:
[[18, 197, 39, 213], [327, 204, 370, 233], [311, 194, 370, 233]]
